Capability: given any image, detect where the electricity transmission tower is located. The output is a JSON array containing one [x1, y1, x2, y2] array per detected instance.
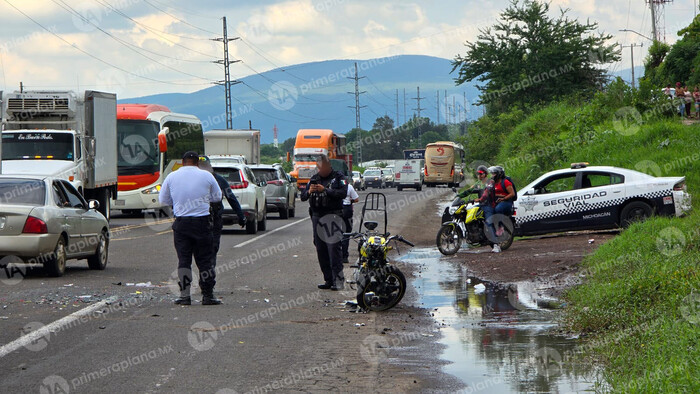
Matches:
[[212, 16, 240, 129]]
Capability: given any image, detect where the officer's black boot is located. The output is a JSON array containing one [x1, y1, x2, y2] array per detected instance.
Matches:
[[174, 297, 191, 305], [202, 290, 222, 305]]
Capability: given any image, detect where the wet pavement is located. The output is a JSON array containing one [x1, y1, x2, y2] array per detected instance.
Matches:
[[404, 248, 601, 393]]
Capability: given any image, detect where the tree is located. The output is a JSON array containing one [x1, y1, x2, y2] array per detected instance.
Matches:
[[452, 0, 620, 115], [372, 115, 394, 132], [643, 40, 671, 86]]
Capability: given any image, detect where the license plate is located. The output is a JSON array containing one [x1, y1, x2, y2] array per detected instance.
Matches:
[[115, 200, 125, 206], [663, 196, 673, 205]]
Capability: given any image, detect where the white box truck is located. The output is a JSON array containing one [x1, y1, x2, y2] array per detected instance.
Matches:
[[204, 129, 260, 165], [0, 90, 117, 220], [395, 159, 424, 191]]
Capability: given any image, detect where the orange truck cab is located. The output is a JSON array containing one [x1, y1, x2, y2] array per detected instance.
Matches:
[[289, 129, 352, 188]]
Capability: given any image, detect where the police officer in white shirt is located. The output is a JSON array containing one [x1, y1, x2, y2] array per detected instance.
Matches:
[[341, 183, 360, 264], [159, 151, 223, 306]]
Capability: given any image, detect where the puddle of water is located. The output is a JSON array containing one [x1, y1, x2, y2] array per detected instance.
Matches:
[[404, 248, 600, 393]]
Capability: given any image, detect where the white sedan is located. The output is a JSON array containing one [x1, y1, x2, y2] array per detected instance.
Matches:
[[212, 164, 267, 234], [514, 164, 691, 235]]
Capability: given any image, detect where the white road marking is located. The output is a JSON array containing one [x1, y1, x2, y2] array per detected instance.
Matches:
[[234, 217, 309, 248], [0, 296, 118, 358]]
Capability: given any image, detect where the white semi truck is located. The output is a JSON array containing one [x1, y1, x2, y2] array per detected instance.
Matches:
[[204, 129, 261, 165], [0, 90, 117, 220]]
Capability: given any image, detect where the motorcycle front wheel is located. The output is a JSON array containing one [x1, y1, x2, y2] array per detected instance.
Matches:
[[436, 223, 462, 255], [356, 266, 407, 311]]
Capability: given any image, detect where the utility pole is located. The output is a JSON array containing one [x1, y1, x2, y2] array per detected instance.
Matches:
[[444, 90, 448, 124], [436, 91, 440, 124], [273, 124, 278, 148], [453, 96, 457, 123], [412, 86, 425, 119], [403, 88, 407, 125], [622, 43, 643, 88], [212, 16, 240, 129], [648, 0, 674, 42], [463, 92, 468, 122], [395, 89, 400, 127], [347, 62, 366, 163]]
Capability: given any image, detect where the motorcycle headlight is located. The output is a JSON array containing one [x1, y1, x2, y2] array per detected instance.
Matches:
[[142, 184, 161, 194], [448, 206, 458, 214]]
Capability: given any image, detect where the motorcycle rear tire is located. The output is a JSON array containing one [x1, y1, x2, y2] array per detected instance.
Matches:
[[436, 224, 462, 255]]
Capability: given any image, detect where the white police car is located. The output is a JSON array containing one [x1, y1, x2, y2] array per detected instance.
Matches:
[[514, 163, 691, 235]]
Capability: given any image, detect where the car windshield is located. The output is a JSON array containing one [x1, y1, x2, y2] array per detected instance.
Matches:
[[365, 170, 380, 176], [384, 169, 394, 174], [117, 120, 160, 175], [214, 167, 242, 184], [2, 132, 74, 160], [353, 172, 360, 177], [0, 179, 46, 205], [252, 169, 279, 183]]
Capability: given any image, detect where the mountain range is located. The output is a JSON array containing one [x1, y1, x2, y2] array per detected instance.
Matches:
[[119, 55, 642, 144]]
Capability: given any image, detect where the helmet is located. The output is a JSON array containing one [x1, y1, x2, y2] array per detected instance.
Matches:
[[476, 165, 488, 175], [487, 166, 505, 178]]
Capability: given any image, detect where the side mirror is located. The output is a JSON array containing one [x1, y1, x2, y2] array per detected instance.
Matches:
[[88, 199, 100, 210], [158, 127, 169, 153], [289, 176, 297, 183], [523, 189, 533, 196]]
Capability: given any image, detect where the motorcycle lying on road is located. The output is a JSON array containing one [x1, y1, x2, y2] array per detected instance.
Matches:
[[344, 193, 415, 311], [436, 189, 515, 255]]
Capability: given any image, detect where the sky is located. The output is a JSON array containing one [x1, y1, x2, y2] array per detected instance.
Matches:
[[0, 0, 698, 99]]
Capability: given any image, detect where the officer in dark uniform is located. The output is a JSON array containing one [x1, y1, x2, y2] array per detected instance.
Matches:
[[300, 154, 348, 290], [198, 155, 246, 262]]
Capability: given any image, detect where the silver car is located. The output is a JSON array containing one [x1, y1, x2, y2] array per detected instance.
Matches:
[[250, 164, 297, 219], [0, 176, 109, 277]]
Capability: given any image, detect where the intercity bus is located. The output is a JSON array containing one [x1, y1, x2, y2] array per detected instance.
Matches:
[[424, 141, 465, 188], [114, 104, 203, 214]]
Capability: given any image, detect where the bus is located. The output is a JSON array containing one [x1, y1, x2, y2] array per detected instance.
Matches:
[[424, 141, 465, 188], [114, 104, 204, 214], [289, 129, 352, 187]]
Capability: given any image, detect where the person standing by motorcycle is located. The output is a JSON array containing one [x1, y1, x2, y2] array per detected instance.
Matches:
[[300, 154, 349, 290], [481, 166, 515, 253], [341, 183, 360, 264]]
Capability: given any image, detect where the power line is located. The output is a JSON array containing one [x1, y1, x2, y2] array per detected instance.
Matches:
[[142, 0, 219, 35], [51, 0, 215, 81], [93, 0, 218, 48], [2, 0, 203, 86]]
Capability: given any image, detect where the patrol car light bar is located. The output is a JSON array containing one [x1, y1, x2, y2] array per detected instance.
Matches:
[[571, 162, 589, 169]]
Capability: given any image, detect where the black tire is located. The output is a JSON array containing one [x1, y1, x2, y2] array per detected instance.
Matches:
[[356, 266, 407, 311], [497, 219, 515, 251], [87, 231, 109, 270], [436, 224, 462, 255], [44, 237, 67, 277], [620, 201, 653, 228], [397, 185, 403, 191], [258, 207, 267, 231], [417, 186, 422, 191], [246, 211, 258, 234], [280, 204, 289, 219], [289, 205, 296, 218]]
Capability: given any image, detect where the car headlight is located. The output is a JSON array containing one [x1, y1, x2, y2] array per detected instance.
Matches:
[[142, 184, 161, 194]]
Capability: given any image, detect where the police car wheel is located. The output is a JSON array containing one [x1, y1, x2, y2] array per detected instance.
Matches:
[[620, 201, 653, 228]]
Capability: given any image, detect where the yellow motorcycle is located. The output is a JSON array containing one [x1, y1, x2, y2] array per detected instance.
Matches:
[[436, 194, 514, 255], [344, 193, 414, 311]]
